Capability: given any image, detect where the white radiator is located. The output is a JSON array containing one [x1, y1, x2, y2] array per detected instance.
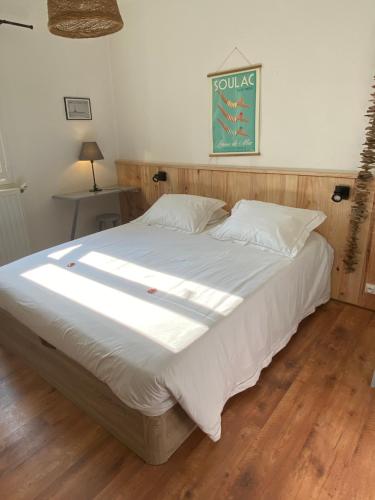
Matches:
[[0, 188, 30, 266]]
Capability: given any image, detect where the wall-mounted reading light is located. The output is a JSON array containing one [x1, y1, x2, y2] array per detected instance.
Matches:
[[331, 185, 350, 203], [152, 171, 167, 183]]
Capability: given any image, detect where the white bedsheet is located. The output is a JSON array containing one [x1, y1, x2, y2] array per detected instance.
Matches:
[[0, 223, 333, 440]]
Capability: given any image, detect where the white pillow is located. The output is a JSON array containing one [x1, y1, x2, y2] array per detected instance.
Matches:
[[207, 208, 229, 226], [134, 194, 226, 233], [209, 200, 326, 257]]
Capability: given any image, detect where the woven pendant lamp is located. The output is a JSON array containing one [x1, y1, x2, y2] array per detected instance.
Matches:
[[48, 0, 124, 39]]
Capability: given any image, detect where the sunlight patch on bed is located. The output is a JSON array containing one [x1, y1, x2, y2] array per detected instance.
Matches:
[[48, 244, 82, 260], [78, 251, 243, 314], [21, 264, 208, 352]]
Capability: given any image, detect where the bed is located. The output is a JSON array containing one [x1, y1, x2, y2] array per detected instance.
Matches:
[[0, 221, 333, 463]]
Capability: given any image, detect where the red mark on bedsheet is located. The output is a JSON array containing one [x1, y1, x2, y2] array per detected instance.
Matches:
[[147, 288, 157, 294]]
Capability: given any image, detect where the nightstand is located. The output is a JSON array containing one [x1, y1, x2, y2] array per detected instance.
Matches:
[[52, 186, 139, 240]]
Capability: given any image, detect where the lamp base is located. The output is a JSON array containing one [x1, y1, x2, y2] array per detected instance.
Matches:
[[89, 161, 102, 193]]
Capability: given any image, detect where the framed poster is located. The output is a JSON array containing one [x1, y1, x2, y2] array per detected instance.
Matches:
[[208, 64, 261, 156], [64, 97, 92, 120]]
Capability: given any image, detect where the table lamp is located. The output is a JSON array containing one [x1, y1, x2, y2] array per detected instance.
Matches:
[[79, 142, 104, 192]]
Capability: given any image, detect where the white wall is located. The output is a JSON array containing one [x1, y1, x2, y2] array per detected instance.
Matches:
[[0, 0, 119, 252], [1, 0, 374, 254], [110, 0, 375, 171]]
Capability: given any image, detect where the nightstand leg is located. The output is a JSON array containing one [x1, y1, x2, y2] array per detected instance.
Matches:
[[71, 200, 80, 240]]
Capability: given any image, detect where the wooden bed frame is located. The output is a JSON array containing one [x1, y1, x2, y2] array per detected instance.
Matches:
[[1, 161, 374, 465], [0, 308, 196, 465]]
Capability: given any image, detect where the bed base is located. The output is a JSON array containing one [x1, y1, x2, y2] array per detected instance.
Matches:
[[0, 308, 196, 465]]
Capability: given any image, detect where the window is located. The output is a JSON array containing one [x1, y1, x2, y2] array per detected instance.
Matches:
[[0, 128, 10, 184]]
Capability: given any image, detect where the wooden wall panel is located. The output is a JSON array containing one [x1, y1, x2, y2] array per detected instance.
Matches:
[[294, 176, 374, 304], [208, 171, 229, 205], [197, 170, 213, 198], [116, 160, 374, 309]]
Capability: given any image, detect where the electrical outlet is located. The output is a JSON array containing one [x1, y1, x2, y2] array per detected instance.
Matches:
[[365, 283, 375, 294]]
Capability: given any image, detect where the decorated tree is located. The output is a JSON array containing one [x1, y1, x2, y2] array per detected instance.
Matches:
[[344, 78, 375, 272]]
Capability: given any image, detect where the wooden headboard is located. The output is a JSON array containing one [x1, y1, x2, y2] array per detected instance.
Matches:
[[116, 160, 375, 310]]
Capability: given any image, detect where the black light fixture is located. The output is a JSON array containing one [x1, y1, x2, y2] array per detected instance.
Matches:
[[0, 19, 33, 30], [79, 142, 104, 192], [152, 171, 167, 183], [331, 185, 350, 203]]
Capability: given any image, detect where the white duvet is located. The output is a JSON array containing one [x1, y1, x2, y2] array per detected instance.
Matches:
[[0, 223, 333, 440]]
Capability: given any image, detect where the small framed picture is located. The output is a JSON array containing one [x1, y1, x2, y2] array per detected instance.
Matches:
[[64, 97, 92, 120]]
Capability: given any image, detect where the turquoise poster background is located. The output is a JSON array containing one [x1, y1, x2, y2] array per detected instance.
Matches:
[[210, 67, 260, 155]]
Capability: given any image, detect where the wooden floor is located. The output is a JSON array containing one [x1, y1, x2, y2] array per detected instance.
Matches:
[[0, 300, 374, 500]]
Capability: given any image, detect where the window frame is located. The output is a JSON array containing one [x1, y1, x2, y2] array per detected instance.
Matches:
[[0, 129, 11, 185]]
